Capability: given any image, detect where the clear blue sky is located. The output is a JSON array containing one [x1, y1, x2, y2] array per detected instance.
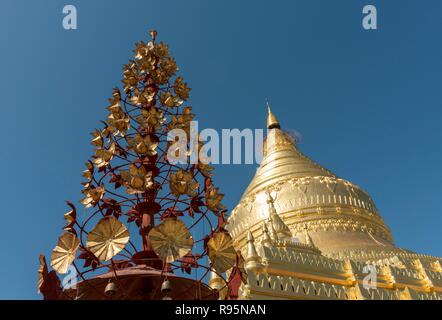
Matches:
[[1, 0, 441, 299]]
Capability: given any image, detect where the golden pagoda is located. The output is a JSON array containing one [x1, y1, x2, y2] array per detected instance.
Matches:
[[226, 105, 442, 300]]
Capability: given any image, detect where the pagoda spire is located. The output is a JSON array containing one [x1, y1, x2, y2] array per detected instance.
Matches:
[[244, 231, 264, 273], [261, 222, 273, 247], [266, 99, 280, 129], [303, 223, 316, 248], [266, 192, 292, 240]]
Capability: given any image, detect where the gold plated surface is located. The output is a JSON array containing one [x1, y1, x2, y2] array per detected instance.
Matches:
[[227, 110, 393, 255], [227, 108, 442, 300]]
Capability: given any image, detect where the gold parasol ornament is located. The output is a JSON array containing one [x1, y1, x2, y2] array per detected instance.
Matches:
[[207, 232, 237, 273], [148, 218, 194, 263], [50, 232, 80, 274], [86, 216, 130, 261]]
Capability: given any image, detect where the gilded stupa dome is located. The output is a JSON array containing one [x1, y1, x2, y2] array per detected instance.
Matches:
[[227, 106, 396, 258]]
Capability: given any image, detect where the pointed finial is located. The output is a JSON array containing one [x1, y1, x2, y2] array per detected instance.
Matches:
[[266, 218, 279, 242], [245, 230, 264, 273], [149, 29, 158, 42], [261, 222, 273, 247], [266, 99, 280, 130], [247, 230, 255, 242], [301, 223, 312, 246], [266, 191, 292, 241], [246, 230, 259, 258], [304, 231, 313, 246]]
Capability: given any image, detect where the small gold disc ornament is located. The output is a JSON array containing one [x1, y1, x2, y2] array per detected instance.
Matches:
[[86, 216, 130, 261], [148, 218, 194, 263], [207, 232, 237, 273], [50, 232, 80, 274]]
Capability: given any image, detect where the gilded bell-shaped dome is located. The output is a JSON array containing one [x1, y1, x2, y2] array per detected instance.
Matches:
[[227, 106, 394, 258]]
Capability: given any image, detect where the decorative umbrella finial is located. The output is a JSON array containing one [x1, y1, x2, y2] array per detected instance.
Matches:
[[266, 99, 280, 129]]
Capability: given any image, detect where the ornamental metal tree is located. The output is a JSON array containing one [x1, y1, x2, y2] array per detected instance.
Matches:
[[38, 30, 244, 300]]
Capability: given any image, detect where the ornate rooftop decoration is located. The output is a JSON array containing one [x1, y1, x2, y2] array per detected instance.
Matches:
[[38, 30, 243, 300]]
